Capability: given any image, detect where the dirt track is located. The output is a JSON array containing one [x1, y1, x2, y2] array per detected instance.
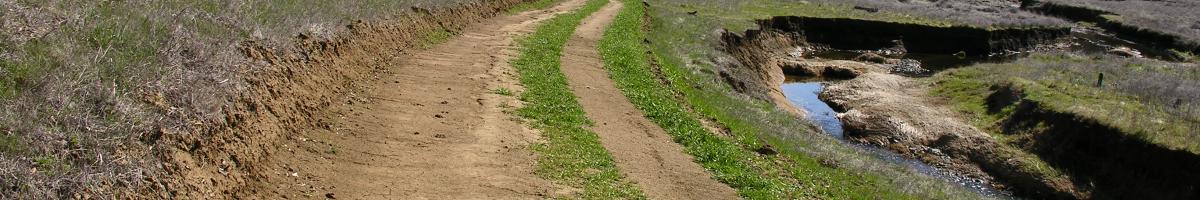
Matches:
[[559, 1, 740, 199], [260, 1, 587, 199], [254, 0, 741, 199]]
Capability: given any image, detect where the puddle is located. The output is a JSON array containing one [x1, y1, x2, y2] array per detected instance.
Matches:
[[781, 79, 1013, 199]]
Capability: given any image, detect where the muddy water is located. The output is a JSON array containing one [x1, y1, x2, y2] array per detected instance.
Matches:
[[781, 79, 1013, 199]]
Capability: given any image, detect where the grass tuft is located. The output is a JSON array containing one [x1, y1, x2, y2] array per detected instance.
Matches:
[[492, 88, 515, 96]]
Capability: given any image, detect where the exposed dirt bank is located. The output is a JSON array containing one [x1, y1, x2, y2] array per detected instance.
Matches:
[[1023, 0, 1200, 57], [716, 17, 1067, 111], [559, 1, 740, 199], [757, 16, 1070, 56], [142, 0, 541, 198]]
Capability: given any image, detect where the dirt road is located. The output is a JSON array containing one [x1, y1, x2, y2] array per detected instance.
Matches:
[[558, 1, 741, 199], [258, 0, 741, 199], [261, 1, 588, 199]]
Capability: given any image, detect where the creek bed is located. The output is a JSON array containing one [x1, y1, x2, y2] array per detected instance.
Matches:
[[781, 80, 1013, 199]]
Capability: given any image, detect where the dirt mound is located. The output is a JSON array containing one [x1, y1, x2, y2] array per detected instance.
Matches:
[[141, 0, 539, 198]]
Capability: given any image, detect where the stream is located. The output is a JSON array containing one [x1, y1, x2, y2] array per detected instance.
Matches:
[[781, 80, 1013, 199], [769, 18, 1179, 199]]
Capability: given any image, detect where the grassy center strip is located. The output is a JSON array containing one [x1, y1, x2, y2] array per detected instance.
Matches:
[[509, 0, 646, 198], [597, 0, 968, 199]]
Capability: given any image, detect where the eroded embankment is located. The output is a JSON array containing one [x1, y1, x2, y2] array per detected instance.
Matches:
[[1022, 0, 1200, 57], [144, 0, 535, 198], [758, 16, 1069, 56], [988, 83, 1200, 199], [717, 16, 1067, 110], [717, 17, 1087, 199]]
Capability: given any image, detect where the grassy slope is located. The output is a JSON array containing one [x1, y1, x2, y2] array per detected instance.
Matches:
[[599, 0, 982, 199], [930, 54, 1200, 154], [509, 0, 645, 198]]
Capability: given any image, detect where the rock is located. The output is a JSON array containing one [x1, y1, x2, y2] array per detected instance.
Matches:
[[325, 193, 336, 199], [434, 134, 447, 138], [888, 59, 928, 75]]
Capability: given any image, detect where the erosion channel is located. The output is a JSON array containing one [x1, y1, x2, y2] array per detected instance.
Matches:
[[720, 15, 1199, 199]]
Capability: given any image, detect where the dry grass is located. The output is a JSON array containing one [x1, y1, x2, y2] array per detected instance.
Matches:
[[933, 53, 1200, 153], [1041, 0, 1200, 44], [810, 0, 1068, 27], [0, 0, 471, 197]]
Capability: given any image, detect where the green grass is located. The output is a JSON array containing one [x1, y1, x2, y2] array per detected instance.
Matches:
[[597, 0, 977, 199], [509, 0, 645, 198], [492, 88, 515, 96], [508, 0, 564, 14], [417, 28, 455, 49]]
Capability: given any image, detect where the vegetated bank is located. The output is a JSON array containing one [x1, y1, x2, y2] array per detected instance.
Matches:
[[932, 54, 1200, 199], [638, 0, 1010, 199], [717, 6, 1200, 199], [718, 15, 1091, 199], [1, 0, 537, 198]]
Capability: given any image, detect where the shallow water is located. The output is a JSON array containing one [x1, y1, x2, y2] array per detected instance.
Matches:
[[781, 81, 1013, 199]]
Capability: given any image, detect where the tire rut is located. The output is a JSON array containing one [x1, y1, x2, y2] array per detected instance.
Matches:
[[559, 1, 741, 199]]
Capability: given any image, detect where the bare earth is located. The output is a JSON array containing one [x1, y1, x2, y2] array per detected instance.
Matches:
[[261, 1, 588, 199], [559, 1, 741, 199]]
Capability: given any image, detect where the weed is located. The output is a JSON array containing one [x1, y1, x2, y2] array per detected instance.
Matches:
[[492, 88, 515, 96], [510, 0, 645, 198], [419, 29, 455, 49]]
